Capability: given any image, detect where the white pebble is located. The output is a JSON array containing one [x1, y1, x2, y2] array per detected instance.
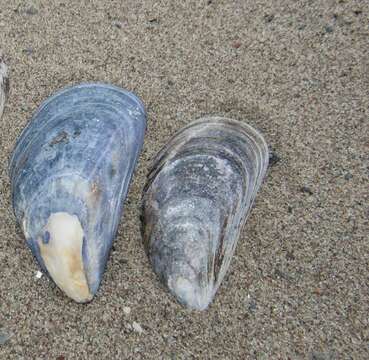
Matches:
[[132, 321, 143, 334], [35, 271, 43, 279], [123, 306, 131, 315]]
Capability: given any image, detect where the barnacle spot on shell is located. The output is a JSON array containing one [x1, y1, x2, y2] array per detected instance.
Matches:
[[49, 131, 69, 146], [89, 181, 102, 204]]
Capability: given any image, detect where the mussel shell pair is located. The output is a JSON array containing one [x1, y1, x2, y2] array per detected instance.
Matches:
[[10, 83, 269, 309]]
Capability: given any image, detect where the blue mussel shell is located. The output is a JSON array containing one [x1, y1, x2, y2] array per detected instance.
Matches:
[[10, 83, 146, 302]]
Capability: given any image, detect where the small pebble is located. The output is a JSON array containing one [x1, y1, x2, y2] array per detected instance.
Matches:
[[324, 25, 334, 33], [123, 306, 131, 315], [22, 47, 34, 56], [269, 150, 281, 167], [232, 41, 241, 49], [314, 288, 322, 296], [248, 299, 257, 313], [25, 6, 38, 15], [0, 329, 13, 345], [118, 258, 128, 266], [112, 21, 122, 29], [132, 321, 143, 334], [35, 270, 43, 279], [264, 14, 275, 23], [300, 186, 313, 195]]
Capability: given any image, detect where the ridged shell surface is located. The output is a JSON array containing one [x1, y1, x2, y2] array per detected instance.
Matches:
[[10, 83, 146, 302], [141, 117, 268, 310], [0, 53, 9, 119]]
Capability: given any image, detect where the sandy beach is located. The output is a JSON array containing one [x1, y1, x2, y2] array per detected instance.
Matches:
[[0, 0, 368, 358]]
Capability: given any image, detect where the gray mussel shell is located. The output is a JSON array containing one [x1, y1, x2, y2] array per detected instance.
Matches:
[[141, 117, 269, 310], [10, 83, 146, 302], [0, 53, 9, 119]]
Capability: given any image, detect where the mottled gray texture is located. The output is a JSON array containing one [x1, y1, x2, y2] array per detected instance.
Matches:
[[0, 53, 8, 120], [142, 118, 269, 310], [0, 0, 368, 359]]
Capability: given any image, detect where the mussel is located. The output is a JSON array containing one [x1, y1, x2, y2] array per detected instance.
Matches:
[[0, 53, 9, 119], [141, 117, 269, 310], [10, 83, 146, 302]]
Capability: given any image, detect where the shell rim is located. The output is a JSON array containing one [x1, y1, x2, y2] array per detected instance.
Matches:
[[147, 116, 269, 177]]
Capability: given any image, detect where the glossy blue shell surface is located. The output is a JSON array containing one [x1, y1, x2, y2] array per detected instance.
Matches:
[[10, 83, 146, 298]]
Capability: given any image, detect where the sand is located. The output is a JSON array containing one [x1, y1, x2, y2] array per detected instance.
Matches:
[[0, 0, 368, 359]]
